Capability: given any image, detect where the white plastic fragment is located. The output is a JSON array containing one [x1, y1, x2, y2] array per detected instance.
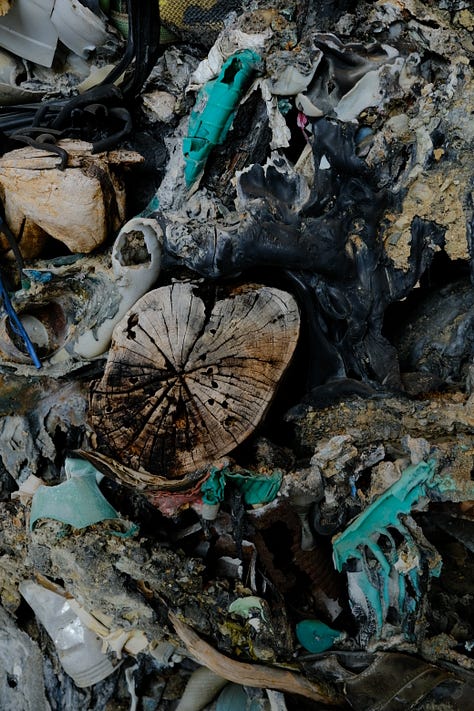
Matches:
[[0, 0, 57, 67], [267, 689, 288, 711], [125, 663, 139, 711], [11, 473, 44, 505], [270, 62, 319, 96], [20, 581, 118, 688], [257, 78, 291, 149], [334, 70, 382, 122], [51, 0, 108, 59], [190, 27, 270, 87], [73, 217, 163, 358]]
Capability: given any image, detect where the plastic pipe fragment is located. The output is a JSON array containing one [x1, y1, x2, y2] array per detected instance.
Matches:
[[176, 667, 228, 711], [73, 217, 162, 358]]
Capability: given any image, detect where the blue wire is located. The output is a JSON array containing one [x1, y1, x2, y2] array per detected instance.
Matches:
[[0, 273, 41, 369]]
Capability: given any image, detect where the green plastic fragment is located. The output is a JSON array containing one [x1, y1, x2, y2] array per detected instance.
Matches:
[[216, 683, 263, 711], [277, 97, 292, 115], [332, 459, 440, 635], [30, 458, 120, 531], [200, 466, 282, 507], [228, 596, 267, 621], [296, 620, 342, 653], [183, 49, 262, 188]]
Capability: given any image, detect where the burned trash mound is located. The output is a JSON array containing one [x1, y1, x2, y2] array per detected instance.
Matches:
[[0, 0, 473, 709]]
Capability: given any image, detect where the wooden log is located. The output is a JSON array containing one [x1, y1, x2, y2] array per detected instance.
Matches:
[[89, 282, 300, 479]]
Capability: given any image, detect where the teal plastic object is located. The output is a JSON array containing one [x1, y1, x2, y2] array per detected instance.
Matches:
[[30, 458, 120, 530], [296, 620, 341, 654], [332, 459, 440, 635], [216, 683, 263, 711], [201, 465, 282, 507], [228, 596, 267, 621], [183, 49, 262, 188]]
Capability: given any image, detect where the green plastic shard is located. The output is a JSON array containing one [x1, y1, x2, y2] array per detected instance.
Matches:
[[183, 49, 262, 188], [296, 620, 342, 654], [201, 466, 282, 507], [332, 459, 439, 635], [30, 457, 120, 530], [228, 596, 267, 621]]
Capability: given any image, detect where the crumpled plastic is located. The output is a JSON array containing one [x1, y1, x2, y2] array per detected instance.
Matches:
[[201, 464, 282, 507]]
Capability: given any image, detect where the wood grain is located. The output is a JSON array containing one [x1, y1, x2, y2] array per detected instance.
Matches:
[[90, 282, 300, 478]]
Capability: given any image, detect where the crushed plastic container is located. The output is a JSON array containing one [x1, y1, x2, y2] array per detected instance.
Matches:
[[20, 580, 119, 688]]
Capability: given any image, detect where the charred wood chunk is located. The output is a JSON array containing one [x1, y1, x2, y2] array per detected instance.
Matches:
[[89, 282, 300, 479]]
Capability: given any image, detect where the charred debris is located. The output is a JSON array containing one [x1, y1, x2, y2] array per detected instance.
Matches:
[[0, 0, 473, 709]]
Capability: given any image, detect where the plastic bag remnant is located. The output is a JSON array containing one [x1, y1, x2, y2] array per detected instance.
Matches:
[[201, 464, 283, 507]]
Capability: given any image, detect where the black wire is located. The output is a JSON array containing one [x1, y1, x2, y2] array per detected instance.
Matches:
[[118, 0, 162, 99], [0, 1, 162, 142]]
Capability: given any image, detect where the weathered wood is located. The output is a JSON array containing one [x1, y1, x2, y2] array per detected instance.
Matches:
[[0, 140, 143, 256], [170, 612, 343, 705], [89, 282, 300, 478]]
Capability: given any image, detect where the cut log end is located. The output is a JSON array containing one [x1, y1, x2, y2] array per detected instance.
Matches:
[[89, 282, 300, 481]]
